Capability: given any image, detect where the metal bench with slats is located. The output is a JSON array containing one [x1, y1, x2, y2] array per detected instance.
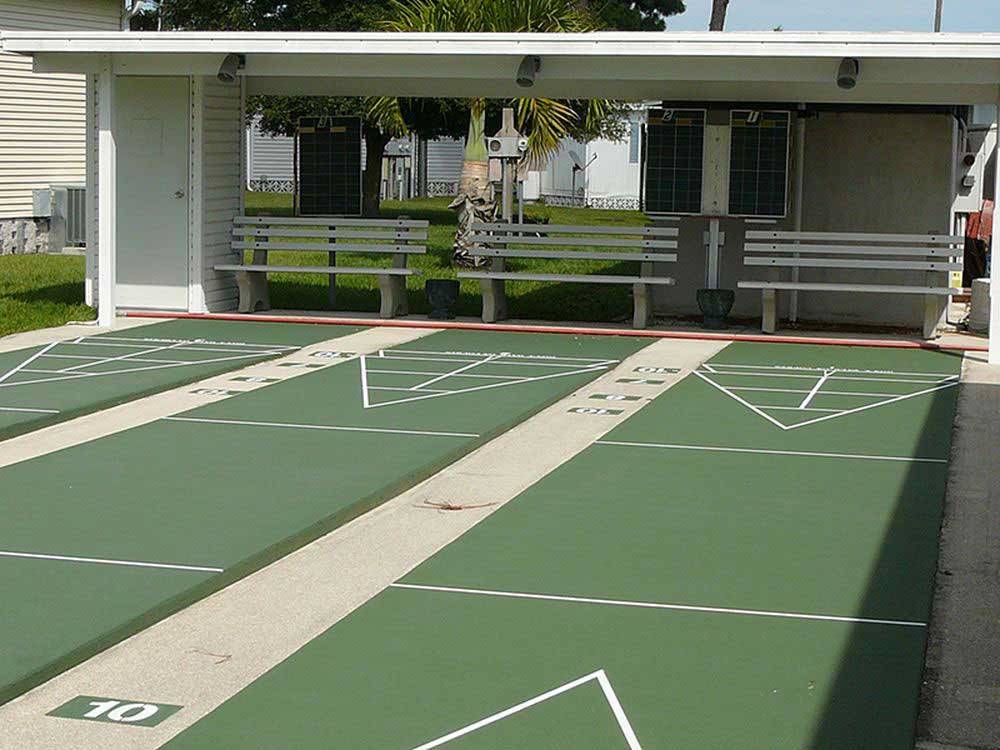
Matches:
[[457, 222, 678, 329], [215, 215, 429, 318], [739, 230, 964, 338]]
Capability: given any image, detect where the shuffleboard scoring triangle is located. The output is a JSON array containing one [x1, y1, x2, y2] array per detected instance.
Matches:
[[359, 348, 618, 409], [409, 669, 642, 749], [694, 362, 959, 431]]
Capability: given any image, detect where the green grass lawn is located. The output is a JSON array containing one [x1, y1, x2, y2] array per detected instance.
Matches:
[[245, 193, 652, 323], [0, 253, 94, 338], [0, 195, 654, 339]]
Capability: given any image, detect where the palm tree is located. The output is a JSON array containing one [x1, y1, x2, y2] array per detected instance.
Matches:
[[709, 0, 729, 31], [381, 0, 613, 200]]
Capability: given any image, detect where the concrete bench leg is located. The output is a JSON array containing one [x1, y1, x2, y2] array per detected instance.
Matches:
[[923, 294, 944, 339], [481, 278, 508, 323], [761, 288, 777, 334], [632, 282, 650, 329], [377, 275, 408, 319], [234, 270, 270, 313]]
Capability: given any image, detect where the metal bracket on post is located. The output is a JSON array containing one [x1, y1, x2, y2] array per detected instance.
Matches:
[[703, 220, 725, 289]]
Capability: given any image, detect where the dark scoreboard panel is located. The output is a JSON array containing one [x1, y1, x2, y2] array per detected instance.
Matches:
[[297, 116, 362, 216], [728, 110, 790, 218], [643, 109, 705, 215]]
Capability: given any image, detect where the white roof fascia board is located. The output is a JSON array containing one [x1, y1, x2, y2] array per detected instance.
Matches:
[[3, 31, 1000, 60]]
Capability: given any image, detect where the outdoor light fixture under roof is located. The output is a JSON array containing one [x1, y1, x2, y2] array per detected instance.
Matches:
[[217, 53, 245, 84], [516, 55, 541, 88], [836, 57, 860, 90]]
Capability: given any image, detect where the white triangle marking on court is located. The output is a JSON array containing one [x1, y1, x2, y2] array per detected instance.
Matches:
[[410, 669, 642, 750], [695, 364, 959, 430], [359, 350, 614, 409]]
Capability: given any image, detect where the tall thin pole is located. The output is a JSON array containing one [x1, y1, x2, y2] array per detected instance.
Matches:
[[934, 0, 943, 31], [989, 98, 1000, 365]]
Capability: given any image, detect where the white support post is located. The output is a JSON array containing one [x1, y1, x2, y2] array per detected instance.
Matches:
[[790, 109, 806, 323], [990, 96, 1000, 364], [96, 57, 117, 328]]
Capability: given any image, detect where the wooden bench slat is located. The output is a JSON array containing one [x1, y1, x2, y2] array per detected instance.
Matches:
[[738, 281, 960, 295], [215, 264, 418, 276], [231, 241, 426, 254], [469, 248, 677, 263], [745, 257, 962, 272], [458, 271, 675, 285], [234, 216, 428, 228], [234, 227, 427, 240], [471, 222, 678, 237], [744, 243, 959, 257], [470, 235, 676, 250], [745, 230, 962, 245]]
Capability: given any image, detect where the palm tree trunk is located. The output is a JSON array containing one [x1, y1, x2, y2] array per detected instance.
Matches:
[[362, 124, 391, 218], [709, 0, 729, 31], [457, 106, 489, 198]]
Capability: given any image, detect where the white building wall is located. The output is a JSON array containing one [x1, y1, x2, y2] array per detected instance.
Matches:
[[583, 112, 643, 210], [538, 138, 586, 204], [0, 0, 121, 220], [197, 76, 242, 313], [246, 117, 293, 190], [425, 137, 464, 195]]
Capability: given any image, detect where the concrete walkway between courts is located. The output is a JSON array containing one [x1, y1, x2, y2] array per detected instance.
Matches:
[[0, 337, 726, 750]]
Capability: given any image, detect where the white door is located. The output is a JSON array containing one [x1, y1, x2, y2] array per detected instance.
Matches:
[[116, 77, 190, 310]]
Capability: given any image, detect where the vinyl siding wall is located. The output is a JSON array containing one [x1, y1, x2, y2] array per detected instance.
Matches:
[[247, 117, 293, 187], [0, 0, 121, 219], [197, 76, 243, 312]]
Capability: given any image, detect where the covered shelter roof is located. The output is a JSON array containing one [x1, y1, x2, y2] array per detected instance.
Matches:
[[2, 30, 1000, 103]]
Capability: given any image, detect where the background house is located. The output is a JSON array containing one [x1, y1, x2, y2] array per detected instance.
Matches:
[[0, 0, 122, 259]]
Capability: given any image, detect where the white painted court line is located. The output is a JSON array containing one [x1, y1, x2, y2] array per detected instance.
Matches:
[[693, 370, 788, 430], [163, 415, 478, 439], [0, 550, 223, 574], [799, 368, 834, 409], [397, 348, 619, 365], [595, 439, 947, 464], [704, 369, 956, 385], [88, 335, 299, 351], [0, 350, 284, 390], [367, 368, 518, 381], [0, 405, 60, 414], [758, 405, 840, 413], [412, 352, 501, 390], [727, 385, 896, 398], [0, 342, 58, 384], [377, 354, 615, 369], [390, 583, 927, 628], [771, 381, 960, 430], [694, 364, 960, 431], [362, 348, 616, 409], [367, 386, 453, 394], [56, 340, 190, 373], [705, 363, 959, 378], [410, 669, 642, 750]]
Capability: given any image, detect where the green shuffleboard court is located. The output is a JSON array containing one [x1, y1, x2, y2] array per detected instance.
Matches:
[[0, 318, 360, 440], [0, 328, 646, 706], [163, 342, 961, 749]]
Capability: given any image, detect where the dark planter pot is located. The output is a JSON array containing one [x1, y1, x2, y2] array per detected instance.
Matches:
[[425, 279, 460, 320], [696, 288, 735, 329]]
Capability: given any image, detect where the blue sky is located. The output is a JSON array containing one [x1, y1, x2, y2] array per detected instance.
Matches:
[[666, 0, 998, 32]]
